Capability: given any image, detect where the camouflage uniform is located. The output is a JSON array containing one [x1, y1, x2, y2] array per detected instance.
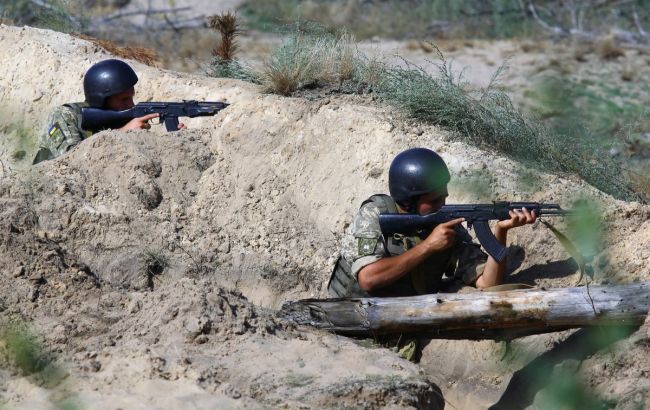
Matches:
[[329, 195, 488, 298], [33, 102, 93, 164]]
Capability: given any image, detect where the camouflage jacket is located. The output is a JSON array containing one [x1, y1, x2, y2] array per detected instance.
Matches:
[[331, 194, 488, 298], [33, 102, 93, 164]]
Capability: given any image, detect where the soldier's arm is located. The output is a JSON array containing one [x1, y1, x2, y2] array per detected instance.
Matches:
[[358, 218, 465, 292], [40, 106, 87, 160], [475, 208, 536, 288]]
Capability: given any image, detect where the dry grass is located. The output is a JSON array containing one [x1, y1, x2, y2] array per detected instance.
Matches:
[[259, 27, 359, 95], [520, 41, 546, 53], [406, 40, 435, 53], [73, 34, 159, 66], [596, 36, 625, 60]]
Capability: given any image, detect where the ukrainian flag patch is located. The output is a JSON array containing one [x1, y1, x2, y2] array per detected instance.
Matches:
[[48, 123, 61, 139]]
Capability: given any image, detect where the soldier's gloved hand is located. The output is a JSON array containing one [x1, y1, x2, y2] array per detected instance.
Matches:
[[424, 217, 464, 252], [120, 113, 159, 131], [496, 207, 537, 230]]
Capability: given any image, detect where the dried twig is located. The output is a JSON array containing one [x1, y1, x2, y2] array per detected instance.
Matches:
[[208, 12, 242, 61]]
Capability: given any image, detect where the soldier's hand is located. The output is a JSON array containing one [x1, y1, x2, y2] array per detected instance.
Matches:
[[120, 113, 159, 131], [496, 207, 537, 230], [424, 217, 464, 252]]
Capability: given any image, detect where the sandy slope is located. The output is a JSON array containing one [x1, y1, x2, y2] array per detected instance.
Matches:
[[0, 24, 649, 409]]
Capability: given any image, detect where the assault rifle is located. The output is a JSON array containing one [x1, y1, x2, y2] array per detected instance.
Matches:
[[81, 100, 230, 132], [378, 202, 571, 263]]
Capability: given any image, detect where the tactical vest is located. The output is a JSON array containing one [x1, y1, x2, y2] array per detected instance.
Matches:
[[328, 194, 413, 298]]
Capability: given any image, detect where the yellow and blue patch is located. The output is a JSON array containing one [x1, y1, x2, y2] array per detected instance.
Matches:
[[48, 123, 61, 139]]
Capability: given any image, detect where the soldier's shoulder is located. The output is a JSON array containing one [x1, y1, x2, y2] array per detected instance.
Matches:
[[49, 102, 85, 120], [360, 194, 396, 214]]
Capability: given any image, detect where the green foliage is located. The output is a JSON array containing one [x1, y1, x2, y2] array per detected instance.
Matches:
[[524, 76, 650, 149], [241, 0, 650, 40], [208, 56, 261, 83], [535, 366, 612, 410], [0, 321, 65, 387], [1, 320, 82, 409], [566, 197, 604, 262], [3, 121, 37, 166], [0, 0, 81, 33]]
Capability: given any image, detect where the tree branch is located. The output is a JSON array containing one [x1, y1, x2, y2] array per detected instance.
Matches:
[[527, 0, 566, 35], [633, 5, 649, 37]]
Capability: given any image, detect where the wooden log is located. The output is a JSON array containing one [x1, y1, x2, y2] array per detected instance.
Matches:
[[279, 282, 650, 340]]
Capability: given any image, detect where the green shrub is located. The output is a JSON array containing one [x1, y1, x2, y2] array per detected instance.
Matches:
[[258, 24, 360, 95], [0, 321, 65, 387]]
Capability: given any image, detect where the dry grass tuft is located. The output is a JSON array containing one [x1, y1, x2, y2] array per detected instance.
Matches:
[[208, 11, 241, 62], [596, 36, 625, 60], [73, 34, 159, 66], [259, 27, 359, 95]]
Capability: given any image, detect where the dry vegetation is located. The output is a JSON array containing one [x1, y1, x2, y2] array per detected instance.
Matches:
[[72, 33, 160, 66]]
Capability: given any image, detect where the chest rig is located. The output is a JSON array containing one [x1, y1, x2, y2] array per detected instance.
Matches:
[[327, 194, 419, 298]]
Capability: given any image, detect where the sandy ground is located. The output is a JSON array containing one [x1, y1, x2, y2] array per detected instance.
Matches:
[[0, 23, 649, 409]]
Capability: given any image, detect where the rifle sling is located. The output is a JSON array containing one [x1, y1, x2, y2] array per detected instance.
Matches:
[[540, 220, 587, 285]]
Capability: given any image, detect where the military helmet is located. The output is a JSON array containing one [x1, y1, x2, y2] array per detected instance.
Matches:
[[83, 59, 138, 108], [388, 148, 451, 206]]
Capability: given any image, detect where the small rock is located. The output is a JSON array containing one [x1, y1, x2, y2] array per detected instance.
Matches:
[[13, 266, 25, 278], [89, 360, 101, 372], [194, 334, 209, 344]]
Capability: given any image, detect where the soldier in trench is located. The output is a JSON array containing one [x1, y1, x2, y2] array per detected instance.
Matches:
[[327, 148, 538, 360], [329, 147, 537, 299], [33, 59, 176, 164]]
